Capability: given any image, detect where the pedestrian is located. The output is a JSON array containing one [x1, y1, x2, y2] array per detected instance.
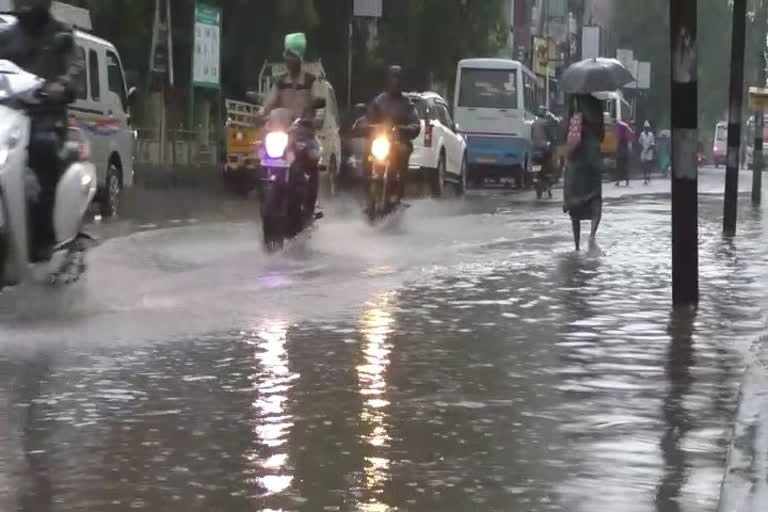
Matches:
[[615, 119, 632, 186], [563, 94, 604, 252], [639, 121, 656, 184]]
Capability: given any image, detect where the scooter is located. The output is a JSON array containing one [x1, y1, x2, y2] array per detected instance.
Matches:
[[0, 55, 98, 289], [365, 124, 406, 224], [257, 99, 326, 252], [532, 141, 554, 200]]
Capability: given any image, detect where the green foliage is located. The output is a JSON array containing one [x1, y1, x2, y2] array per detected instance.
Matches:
[[56, 0, 507, 106]]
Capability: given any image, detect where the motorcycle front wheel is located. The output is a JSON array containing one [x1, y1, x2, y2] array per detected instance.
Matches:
[[261, 181, 285, 252]]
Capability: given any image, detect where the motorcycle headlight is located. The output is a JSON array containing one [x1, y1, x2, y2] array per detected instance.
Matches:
[[371, 135, 391, 162], [265, 131, 289, 159], [0, 145, 8, 167]]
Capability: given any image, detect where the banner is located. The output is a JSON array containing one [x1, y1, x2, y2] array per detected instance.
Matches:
[[193, 3, 221, 88], [532, 37, 555, 78]]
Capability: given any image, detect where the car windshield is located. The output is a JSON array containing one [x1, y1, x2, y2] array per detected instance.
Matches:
[[409, 97, 430, 120], [715, 125, 727, 141], [458, 68, 518, 109]]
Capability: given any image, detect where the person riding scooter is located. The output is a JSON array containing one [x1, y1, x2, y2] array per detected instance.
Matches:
[[532, 107, 559, 198], [260, 32, 326, 221], [0, 0, 81, 262], [366, 65, 421, 201]]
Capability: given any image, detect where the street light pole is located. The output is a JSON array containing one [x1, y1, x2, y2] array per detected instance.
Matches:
[[670, 0, 699, 306], [723, 0, 747, 236]]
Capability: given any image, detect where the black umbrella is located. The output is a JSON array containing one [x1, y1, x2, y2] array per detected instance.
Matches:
[[560, 58, 636, 94]]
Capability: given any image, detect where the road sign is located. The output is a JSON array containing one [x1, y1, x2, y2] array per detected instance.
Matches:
[[354, 0, 382, 17], [192, 3, 221, 88]]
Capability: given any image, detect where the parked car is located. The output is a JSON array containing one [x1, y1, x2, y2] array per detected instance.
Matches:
[[339, 104, 369, 187], [405, 92, 468, 196]]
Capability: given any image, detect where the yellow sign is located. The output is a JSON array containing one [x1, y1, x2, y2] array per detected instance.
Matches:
[[532, 36, 556, 78], [749, 87, 768, 110]]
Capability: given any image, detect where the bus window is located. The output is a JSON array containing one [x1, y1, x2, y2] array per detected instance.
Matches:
[[458, 68, 518, 109], [523, 73, 537, 114]]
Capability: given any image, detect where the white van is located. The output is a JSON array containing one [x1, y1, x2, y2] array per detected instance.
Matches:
[[0, 12, 135, 217]]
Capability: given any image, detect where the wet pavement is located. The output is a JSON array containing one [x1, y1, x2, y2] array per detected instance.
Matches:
[[1, 168, 768, 511]]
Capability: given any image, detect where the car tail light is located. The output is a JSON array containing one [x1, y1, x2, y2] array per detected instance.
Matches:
[[425, 123, 434, 148]]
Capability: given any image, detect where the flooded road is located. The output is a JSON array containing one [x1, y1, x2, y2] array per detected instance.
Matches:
[[1, 169, 767, 511]]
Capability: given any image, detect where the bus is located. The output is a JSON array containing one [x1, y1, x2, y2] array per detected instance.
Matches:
[[592, 90, 633, 166], [454, 58, 542, 186]]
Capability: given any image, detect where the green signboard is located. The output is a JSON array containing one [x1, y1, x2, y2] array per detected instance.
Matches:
[[192, 3, 221, 88]]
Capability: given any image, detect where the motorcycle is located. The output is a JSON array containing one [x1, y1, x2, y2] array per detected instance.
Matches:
[[0, 52, 98, 289], [257, 99, 325, 251], [532, 141, 554, 200], [366, 124, 406, 223]]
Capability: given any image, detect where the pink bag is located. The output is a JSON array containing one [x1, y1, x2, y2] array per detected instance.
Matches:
[[566, 113, 583, 155]]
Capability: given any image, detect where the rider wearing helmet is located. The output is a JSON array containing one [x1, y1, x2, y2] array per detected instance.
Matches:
[[366, 65, 421, 200], [0, 0, 81, 261]]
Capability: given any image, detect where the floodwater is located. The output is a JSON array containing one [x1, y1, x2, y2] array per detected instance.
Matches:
[[1, 169, 767, 511]]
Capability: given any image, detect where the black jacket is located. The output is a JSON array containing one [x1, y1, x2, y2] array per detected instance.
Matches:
[[367, 92, 421, 142], [0, 14, 81, 108]]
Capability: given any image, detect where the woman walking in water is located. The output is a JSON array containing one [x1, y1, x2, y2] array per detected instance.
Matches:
[[563, 94, 605, 252]]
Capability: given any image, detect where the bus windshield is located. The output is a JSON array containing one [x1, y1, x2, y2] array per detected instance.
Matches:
[[458, 68, 518, 109]]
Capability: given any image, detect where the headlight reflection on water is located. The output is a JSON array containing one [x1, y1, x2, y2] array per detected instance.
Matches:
[[245, 319, 298, 497], [357, 293, 397, 510]]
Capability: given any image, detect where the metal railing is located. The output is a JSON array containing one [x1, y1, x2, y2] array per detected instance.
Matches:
[[135, 128, 220, 167]]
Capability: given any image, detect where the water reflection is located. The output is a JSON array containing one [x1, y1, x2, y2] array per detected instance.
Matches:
[[656, 307, 696, 512], [16, 353, 55, 512], [244, 320, 298, 498], [357, 294, 396, 511]]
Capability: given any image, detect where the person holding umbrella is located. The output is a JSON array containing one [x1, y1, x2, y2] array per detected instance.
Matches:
[[562, 94, 605, 251], [560, 58, 635, 252]]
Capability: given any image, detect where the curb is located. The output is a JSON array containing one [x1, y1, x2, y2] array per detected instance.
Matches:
[[718, 335, 768, 512]]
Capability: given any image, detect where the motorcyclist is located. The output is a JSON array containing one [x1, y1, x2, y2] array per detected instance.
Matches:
[[261, 32, 326, 220], [0, 0, 81, 262], [366, 65, 420, 201]]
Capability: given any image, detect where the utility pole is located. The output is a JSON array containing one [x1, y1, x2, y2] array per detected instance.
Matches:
[[753, 0, 768, 205], [347, 10, 353, 109], [670, 0, 699, 306], [723, 0, 747, 236]]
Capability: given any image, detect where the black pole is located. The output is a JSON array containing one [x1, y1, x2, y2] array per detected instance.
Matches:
[[753, 0, 767, 205], [754, 110, 764, 204], [723, 0, 748, 236], [670, 0, 699, 306]]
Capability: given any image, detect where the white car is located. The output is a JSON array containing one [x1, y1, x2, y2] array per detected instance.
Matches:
[[405, 92, 467, 195]]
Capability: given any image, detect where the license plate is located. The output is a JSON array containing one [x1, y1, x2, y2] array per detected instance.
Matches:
[[532, 165, 542, 173], [476, 157, 497, 164]]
